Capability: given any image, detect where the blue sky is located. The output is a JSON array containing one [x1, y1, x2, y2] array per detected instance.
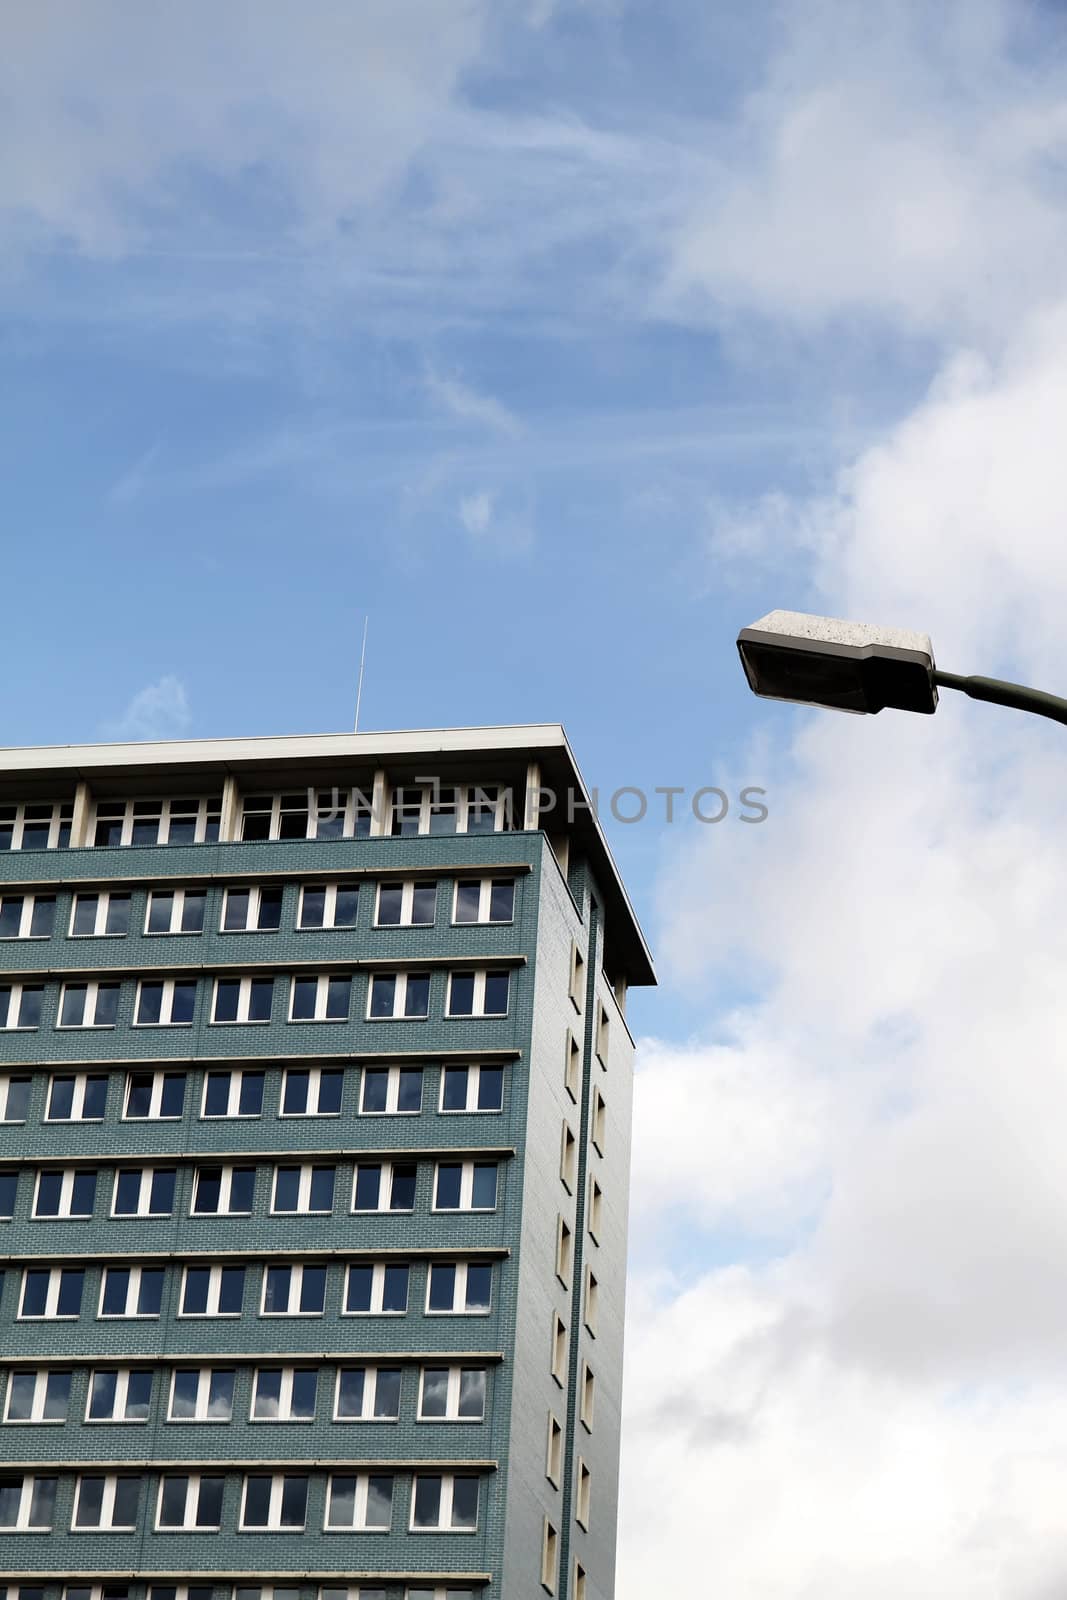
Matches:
[[10, 2, 1067, 1592]]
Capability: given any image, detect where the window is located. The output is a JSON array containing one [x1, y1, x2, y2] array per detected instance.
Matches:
[[546, 1414, 563, 1486], [574, 1562, 587, 1600], [151, 1588, 213, 1600], [0, 984, 42, 1030], [221, 885, 283, 932], [72, 1474, 140, 1529], [405, 1591, 477, 1600], [85, 1369, 152, 1423], [325, 1474, 393, 1531], [445, 968, 510, 1018], [272, 1164, 335, 1215], [179, 1265, 245, 1318], [0, 894, 55, 939], [418, 1366, 486, 1422], [352, 1162, 417, 1213], [112, 1167, 176, 1218], [251, 1367, 318, 1422], [569, 943, 585, 1010], [410, 1473, 479, 1532], [46, 1073, 107, 1122], [0, 1168, 16, 1219], [91, 797, 220, 847], [565, 1031, 581, 1101], [191, 1164, 255, 1215], [4, 1369, 71, 1424], [584, 1268, 599, 1335], [0, 1475, 57, 1530], [234, 1590, 301, 1600], [426, 1261, 492, 1315], [240, 788, 372, 841], [0, 1076, 30, 1122], [212, 976, 273, 1024], [556, 1217, 573, 1285], [298, 883, 359, 930], [551, 1315, 567, 1385], [391, 783, 509, 836], [596, 1001, 610, 1064], [580, 1362, 596, 1430], [135, 978, 196, 1027], [440, 1063, 503, 1113], [202, 1068, 263, 1119], [70, 892, 131, 938], [57, 981, 120, 1029], [289, 974, 350, 1022], [576, 1459, 591, 1528], [334, 1366, 401, 1421], [344, 1261, 409, 1315], [281, 1066, 344, 1116], [157, 1474, 225, 1531], [19, 1267, 83, 1320], [33, 1167, 97, 1219], [560, 1124, 577, 1193], [0, 800, 72, 852], [453, 878, 515, 925], [367, 971, 430, 1019], [359, 1064, 423, 1114], [261, 1263, 327, 1317], [240, 1474, 308, 1530], [168, 1367, 235, 1422], [99, 1266, 164, 1319], [541, 1519, 559, 1593], [591, 1086, 607, 1153], [588, 1176, 603, 1241], [65, 1588, 131, 1600], [375, 880, 437, 927], [434, 1161, 498, 1212], [124, 1070, 185, 1120], [144, 889, 206, 935]]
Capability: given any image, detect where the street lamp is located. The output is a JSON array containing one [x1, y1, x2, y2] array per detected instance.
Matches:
[[737, 609, 1067, 728]]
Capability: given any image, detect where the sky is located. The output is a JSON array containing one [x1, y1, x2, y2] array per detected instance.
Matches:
[[7, 0, 1067, 1592]]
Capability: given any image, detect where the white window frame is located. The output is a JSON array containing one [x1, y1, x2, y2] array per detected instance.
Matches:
[[297, 882, 360, 930], [190, 1163, 255, 1216], [576, 1458, 591, 1529], [178, 1264, 245, 1319], [0, 1074, 30, 1122], [85, 1367, 151, 1424], [444, 968, 510, 1019], [220, 885, 284, 933], [588, 1175, 603, 1241], [433, 1160, 497, 1213], [580, 1361, 595, 1430], [271, 1163, 335, 1216], [451, 877, 515, 925], [45, 1071, 107, 1122], [111, 1167, 175, 1219], [561, 1123, 577, 1192], [366, 971, 430, 1020], [0, 983, 42, 1031], [279, 1065, 344, 1117], [409, 1472, 479, 1533], [167, 1366, 236, 1423], [596, 1001, 610, 1064], [200, 1067, 263, 1119], [250, 1366, 318, 1423], [260, 1262, 327, 1318], [391, 783, 509, 836], [373, 879, 437, 927], [240, 788, 372, 842], [546, 1413, 563, 1487], [18, 1267, 83, 1321], [239, 1473, 309, 1531], [90, 796, 220, 848], [565, 1030, 581, 1101], [359, 1064, 424, 1115], [584, 1267, 599, 1336], [134, 978, 197, 1027], [591, 1085, 607, 1153], [424, 1260, 492, 1317], [556, 1216, 573, 1285], [541, 1518, 559, 1593], [3, 1368, 70, 1424], [211, 975, 273, 1025], [0, 800, 71, 851], [69, 890, 131, 938], [324, 1472, 394, 1531], [288, 973, 350, 1023], [123, 1070, 185, 1121], [32, 1167, 96, 1220], [332, 1365, 402, 1422], [56, 981, 119, 1030], [352, 1161, 417, 1215], [438, 1063, 503, 1114], [155, 1472, 225, 1531], [416, 1365, 487, 1422], [551, 1314, 567, 1385], [98, 1265, 163, 1320], [0, 893, 56, 940], [144, 888, 206, 936], [569, 943, 585, 1011], [72, 1473, 139, 1530], [0, 1474, 56, 1531], [343, 1260, 409, 1317]]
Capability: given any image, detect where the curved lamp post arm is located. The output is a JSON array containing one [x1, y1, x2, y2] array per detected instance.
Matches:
[[934, 672, 1067, 729]]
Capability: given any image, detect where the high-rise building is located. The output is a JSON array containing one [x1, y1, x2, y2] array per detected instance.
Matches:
[[0, 727, 653, 1600]]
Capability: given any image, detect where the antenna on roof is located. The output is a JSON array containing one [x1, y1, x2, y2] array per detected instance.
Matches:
[[353, 616, 369, 734]]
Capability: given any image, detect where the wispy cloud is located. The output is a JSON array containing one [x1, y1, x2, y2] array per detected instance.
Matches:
[[425, 369, 523, 438], [101, 676, 192, 741], [107, 442, 160, 507]]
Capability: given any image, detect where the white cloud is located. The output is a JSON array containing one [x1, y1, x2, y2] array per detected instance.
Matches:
[[102, 676, 192, 741], [426, 370, 523, 438], [459, 488, 494, 536]]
